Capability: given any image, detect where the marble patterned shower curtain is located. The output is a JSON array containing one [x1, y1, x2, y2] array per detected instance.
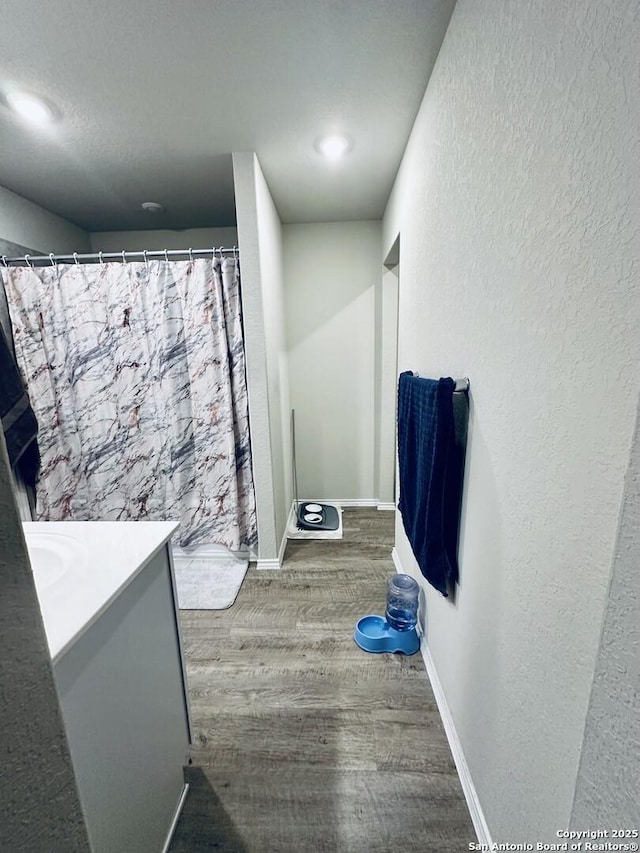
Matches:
[[2, 257, 257, 550]]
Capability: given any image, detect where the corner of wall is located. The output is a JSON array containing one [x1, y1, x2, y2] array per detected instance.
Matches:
[[232, 153, 277, 560], [569, 393, 640, 829], [0, 183, 90, 254], [232, 152, 290, 562]]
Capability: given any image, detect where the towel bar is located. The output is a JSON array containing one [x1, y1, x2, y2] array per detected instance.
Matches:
[[413, 374, 470, 393]]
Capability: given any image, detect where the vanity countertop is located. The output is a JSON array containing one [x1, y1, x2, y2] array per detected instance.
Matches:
[[23, 521, 178, 662]]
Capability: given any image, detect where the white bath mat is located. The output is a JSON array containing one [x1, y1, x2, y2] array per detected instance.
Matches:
[[173, 557, 249, 610], [286, 503, 343, 540]]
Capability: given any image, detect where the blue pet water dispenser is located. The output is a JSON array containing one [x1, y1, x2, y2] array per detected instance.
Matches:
[[354, 574, 420, 655]]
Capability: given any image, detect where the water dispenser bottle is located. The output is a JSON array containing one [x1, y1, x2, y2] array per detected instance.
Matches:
[[385, 574, 419, 632]]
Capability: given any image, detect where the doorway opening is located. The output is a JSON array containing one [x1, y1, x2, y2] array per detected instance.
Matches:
[[374, 234, 400, 509]]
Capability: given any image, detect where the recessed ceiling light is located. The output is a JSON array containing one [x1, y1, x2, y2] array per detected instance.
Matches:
[[141, 201, 165, 213], [316, 134, 352, 161], [6, 91, 55, 125]]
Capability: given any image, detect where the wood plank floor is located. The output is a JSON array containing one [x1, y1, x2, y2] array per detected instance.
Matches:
[[169, 508, 475, 853]]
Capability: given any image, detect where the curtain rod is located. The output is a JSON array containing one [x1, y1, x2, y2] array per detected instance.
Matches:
[[1, 247, 239, 267]]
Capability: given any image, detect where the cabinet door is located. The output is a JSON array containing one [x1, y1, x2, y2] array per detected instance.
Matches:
[[55, 548, 190, 853]]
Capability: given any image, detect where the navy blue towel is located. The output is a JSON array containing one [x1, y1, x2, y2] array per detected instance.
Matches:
[[398, 372, 465, 597], [0, 325, 40, 486]]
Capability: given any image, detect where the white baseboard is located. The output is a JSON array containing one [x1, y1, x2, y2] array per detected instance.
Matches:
[[172, 543, 249, 567], [391, 548, 492, 847], [391, 546, 403, 574], [252, 503, 296, 571], [256, 558, 281, 570], [377, 502, 396, 511], [421, 645, 492, 846], [255, 502, 296, 570]]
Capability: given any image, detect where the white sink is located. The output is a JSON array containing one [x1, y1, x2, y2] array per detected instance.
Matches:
[[24, 530, 87, 593], [22, 520, 178, 661]]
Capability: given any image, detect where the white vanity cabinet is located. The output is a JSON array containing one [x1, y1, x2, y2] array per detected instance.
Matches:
[[24, 521, 191, 853]]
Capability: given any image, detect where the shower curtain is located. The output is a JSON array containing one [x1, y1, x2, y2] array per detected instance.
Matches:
[[1, 256, 257, 550]]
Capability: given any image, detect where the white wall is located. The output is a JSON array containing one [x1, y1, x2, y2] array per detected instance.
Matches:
[[90, 227, 238, 252], [283, 221, 381, 501], [233, 152, 290, 563], [384, 0, 639, 843], [570, 398, 640, 829], [254, 165, 291, 555], [375, 257, 399, 505], [0, 184, 89, 253]]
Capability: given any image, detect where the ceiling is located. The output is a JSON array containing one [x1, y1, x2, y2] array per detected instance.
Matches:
[[0, 1, 456, 232]]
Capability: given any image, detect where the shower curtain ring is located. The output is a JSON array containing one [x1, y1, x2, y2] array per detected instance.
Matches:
[[24, 254, 33, 268], [98, 251, 104, 265], [73, 252, 80, 266], [188, 247, 193, 262], [49, 253, 56, 267], [164, 249, 169, 263], [143, 250, 149, 267], [122, 250, 126, 264], [1, 255, 8, 268]]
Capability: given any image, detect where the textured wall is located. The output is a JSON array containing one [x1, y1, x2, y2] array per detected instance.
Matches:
[[0, 183, 89, 253], [233, 153, 289, 560], [89, 227, 238, 252], [571, 400, 640, 829], [283, 221, 380, 501], [254, 161, 291, 553], [0, 437, 90, 851], [383, 0, 640, 842], [374, 261, 398, 504]]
